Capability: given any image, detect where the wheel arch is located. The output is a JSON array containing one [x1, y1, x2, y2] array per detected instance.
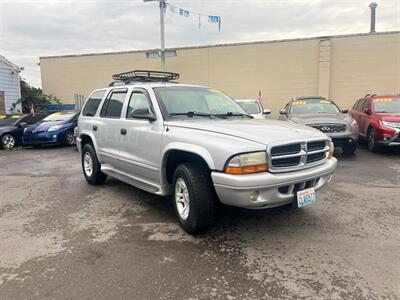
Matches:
[[79, 132, 100, 157], [161, 143, 215, 186]]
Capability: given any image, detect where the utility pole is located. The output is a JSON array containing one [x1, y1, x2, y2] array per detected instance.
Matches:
[[159, 0, 166, 70]]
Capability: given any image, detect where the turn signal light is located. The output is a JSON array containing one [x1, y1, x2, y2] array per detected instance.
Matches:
[[225, 164, 268, 174]]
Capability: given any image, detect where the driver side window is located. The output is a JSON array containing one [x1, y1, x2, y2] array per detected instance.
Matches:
[[126, 90, 153, 118]]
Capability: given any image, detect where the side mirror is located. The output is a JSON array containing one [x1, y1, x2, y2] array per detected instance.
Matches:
[[341, 108, 348, 113], [18, 122, 28, 128], [263, 109, 271, 115], [279, 109, 287, 115], [363, 108, 371, 115], [130, 108, 156, 121]]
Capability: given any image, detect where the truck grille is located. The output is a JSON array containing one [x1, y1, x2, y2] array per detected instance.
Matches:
[[269, 140, 329, 172], [310, 124, 346, 133]]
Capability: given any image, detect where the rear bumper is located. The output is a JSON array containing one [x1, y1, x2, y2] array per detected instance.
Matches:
[[211, 158, 337, 209]]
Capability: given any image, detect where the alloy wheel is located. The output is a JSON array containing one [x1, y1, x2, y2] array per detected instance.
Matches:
[[368, 130, 375, 151], [175, 178, 190, 220], [2, 134, 15, 149], [66, 132, 75, 145], [83, 152, 93, 177]]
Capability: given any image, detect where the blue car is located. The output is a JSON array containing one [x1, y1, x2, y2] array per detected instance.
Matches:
[[23, 110, 79, 147]]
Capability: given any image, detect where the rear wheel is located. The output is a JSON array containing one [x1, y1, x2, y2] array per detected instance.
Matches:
[[367, 128, 379, 152], [172, 162, 217, 234], [81, 143, 107, 185], [1, 134, 16, 149]]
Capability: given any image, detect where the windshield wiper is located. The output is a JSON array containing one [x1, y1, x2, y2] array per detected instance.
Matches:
[[217, 112, 253, 118], [169, 111, 227, 119]]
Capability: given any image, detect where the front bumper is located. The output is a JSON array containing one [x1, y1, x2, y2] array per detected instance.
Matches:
[[211, 157, 337, 209], [325, 131, 358, 148], [76, 137, 82, 152], [23, 131, 62, 145], [376, 127, 400, 146]]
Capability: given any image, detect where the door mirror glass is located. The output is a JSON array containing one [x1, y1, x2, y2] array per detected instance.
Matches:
[[279, 109, 287, 115], [130, 108, 156, 121], [263, 109, 271, 115], [341, 108, 349, 113]]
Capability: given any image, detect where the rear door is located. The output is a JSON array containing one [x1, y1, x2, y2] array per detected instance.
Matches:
[[96, 89, 128, 167], [117, 88, 163, 188]]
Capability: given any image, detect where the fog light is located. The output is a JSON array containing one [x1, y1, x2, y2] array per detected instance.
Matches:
[[250, 191, 259, 202]]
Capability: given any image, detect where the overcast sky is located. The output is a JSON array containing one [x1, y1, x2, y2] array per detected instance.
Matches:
[[0, 0, 399, 87]]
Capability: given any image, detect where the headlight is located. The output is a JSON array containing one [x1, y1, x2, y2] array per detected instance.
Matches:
[[350, 119, 358, 127], [48, 124, 64, 132], [225, 151, 268, 174], [381, 121, 400, 129], [328, 141, 334, 159]]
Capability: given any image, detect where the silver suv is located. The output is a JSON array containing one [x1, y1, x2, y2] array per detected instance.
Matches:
[[77, 71, 337, 233]]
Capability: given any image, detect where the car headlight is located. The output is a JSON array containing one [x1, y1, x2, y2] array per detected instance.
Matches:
[[328, 141, 334, 159], [48, 124, 64, 132], [381, 121, 400, 129], [350, 119, 358, 127], [225, 151, 268, 174]]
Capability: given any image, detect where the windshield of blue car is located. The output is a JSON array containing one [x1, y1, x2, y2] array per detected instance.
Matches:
[[42, 111, 76, 122], [237, 100, 261, 114], [290, 99, 340, 114], [0, 115, 21, 126], [154, 86, 247, 118], [373, 98, 400, 113]]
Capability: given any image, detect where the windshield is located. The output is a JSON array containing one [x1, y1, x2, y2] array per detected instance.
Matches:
[[373, 98, 400, 113], [0, 115, 21, 126], [42, 111, 76, 122], [154, 86, 247, 118], [290, 99, 340, 114], [237, 100, 261, 114]]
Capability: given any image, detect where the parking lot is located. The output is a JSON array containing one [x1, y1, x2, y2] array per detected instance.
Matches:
[[0, 146, 399, 299]]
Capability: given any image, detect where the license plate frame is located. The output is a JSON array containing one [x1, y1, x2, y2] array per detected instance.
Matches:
[[296, 187, 316, 208]]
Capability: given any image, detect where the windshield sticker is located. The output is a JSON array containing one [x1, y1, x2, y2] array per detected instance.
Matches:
[[292, 101, 306, 106]]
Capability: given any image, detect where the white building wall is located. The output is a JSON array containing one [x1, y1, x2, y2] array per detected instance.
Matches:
[[0, 61, 22, 113]]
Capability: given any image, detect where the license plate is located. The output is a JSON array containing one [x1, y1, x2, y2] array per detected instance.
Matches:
[[296, 188, 316, 208]]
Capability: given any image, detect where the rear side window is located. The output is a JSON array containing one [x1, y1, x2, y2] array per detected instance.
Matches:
[[82, 90, 105, 117], [100, 90, 127, 118]]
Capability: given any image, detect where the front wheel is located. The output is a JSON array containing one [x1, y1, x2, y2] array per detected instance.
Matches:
[[172, 162, 217, 234], [81, 144, 107, 185], [342, 143, 357, 155], [64, 130, 75, 146], [1, 134, 16, 149], [367, 128, 379, 152]]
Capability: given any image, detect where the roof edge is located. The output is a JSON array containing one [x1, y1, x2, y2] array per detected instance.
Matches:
[[39, 30, 400, 60], [0, 55, 19, 69]]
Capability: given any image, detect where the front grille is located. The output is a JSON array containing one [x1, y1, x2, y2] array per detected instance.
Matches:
[[310, 124, 346, 133], [269, 140, 329, 172]]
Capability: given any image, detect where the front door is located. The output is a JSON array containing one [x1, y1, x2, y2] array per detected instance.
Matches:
[[117, 88, 163, 188]]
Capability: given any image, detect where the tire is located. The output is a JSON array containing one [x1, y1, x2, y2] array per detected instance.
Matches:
[[367, 128, 379, 152], [342, 143, 357, 155], [81, 143, 107, 185], [1, 134, 16, 150], [172, 162, 217, 234], [64, 130, 75, 146]]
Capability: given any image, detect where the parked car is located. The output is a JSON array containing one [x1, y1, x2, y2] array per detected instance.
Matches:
[[278, 96, 359, 155], [236, 99, 271, 119], [77, 70, 337, 234], [0, 113, 47, 149], [23, 110, 79, 147], [350, 94, 400, 152]]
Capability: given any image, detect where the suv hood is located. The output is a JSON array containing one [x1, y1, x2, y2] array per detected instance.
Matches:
[[289, 113, 353, 125], [166, 118, 326, 145]]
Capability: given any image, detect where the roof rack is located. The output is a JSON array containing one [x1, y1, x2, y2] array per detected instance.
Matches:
[[109, 70, 180, 86]]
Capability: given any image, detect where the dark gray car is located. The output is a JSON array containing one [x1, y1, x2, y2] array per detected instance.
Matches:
[[278, 96, 359, 155]]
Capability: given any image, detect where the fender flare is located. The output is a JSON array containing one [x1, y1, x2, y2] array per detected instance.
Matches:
[[79, 130, 101, 160]]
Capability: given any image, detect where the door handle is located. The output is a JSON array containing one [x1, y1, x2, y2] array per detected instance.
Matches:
[[92, 125, 97, 131], [120, 128, 127, 135]]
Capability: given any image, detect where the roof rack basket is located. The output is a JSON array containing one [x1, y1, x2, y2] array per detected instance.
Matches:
[[110, 70, 179, 86]]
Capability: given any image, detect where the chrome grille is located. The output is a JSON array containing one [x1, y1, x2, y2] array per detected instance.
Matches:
[[269, 140, 329, 173], [310, 124, 346, 133]]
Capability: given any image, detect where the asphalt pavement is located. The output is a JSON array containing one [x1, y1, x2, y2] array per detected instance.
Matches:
[[0, 145, 399, 299]]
